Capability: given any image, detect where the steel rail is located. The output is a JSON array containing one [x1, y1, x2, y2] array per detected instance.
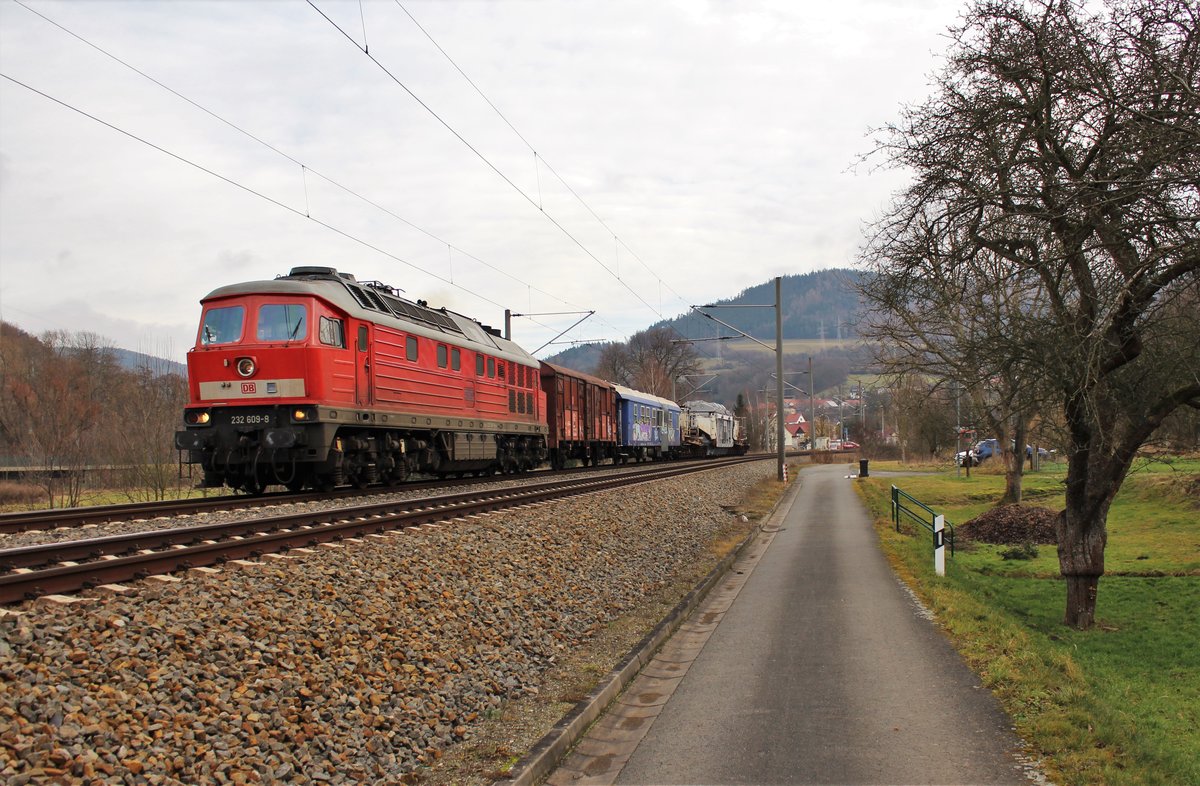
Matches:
[[0, 458, 648, 535], [0, 456, 765, 604]]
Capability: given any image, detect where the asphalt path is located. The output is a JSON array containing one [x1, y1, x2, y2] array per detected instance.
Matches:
[[613, 463, 1037, 785]]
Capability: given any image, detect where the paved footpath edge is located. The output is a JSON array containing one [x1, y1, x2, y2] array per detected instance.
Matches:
[[492, 471, 802, 786]]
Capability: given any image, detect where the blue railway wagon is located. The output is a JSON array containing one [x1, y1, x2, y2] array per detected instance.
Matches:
[[613, 385, 681, 461]]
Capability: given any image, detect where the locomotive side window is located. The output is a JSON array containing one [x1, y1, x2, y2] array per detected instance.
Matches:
[[451, 347, 461, 371], [200, 305, 245, 345], [358, 325, 368, 352], [319, 316, 345, 348], [258, 303, 307, 342], [437, 345, 448, 369], [487, 357, 495, 378], [406, 336, 418, 361], [476, 354, 484, 376]]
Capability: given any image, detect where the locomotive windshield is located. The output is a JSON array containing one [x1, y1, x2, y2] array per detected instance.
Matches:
[[200, 305, 245, 345], [257, 303, 308, 342]]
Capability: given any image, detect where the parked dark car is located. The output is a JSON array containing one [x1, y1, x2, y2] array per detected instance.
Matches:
[[956, 439, 1051, 467]]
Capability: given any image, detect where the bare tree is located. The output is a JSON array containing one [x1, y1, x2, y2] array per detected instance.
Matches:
[[863, 0, 1200, 628], [3, 331, 116, 506], [594, 342, 633, 387], [594, 328, 702, 398], [112, 369, 190, 501]]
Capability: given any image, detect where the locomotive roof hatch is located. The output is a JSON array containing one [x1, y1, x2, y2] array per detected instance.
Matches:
[[280, 266, 357, 282]]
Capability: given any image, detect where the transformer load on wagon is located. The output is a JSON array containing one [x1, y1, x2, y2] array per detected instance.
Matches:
[[678, 401, 749, 457], [174, 267, 546, 493]]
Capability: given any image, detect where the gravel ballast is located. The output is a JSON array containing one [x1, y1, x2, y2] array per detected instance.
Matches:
[[1, 461, 772, 784]]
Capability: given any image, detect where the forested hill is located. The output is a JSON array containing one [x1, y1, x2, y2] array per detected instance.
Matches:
[[546, 268, 863, 369], [659, 268, 862, 343]]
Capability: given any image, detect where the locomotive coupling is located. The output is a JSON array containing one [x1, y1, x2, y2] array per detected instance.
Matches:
[[264, 428, 304, 449]]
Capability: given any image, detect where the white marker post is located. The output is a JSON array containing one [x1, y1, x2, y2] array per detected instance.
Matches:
[[933, 514, 946, 577]]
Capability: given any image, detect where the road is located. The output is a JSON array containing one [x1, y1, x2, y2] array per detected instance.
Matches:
[[549, 463, 1041, 785]]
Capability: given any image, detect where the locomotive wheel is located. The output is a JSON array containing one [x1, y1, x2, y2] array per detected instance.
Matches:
[[242, 476, 268, 495]]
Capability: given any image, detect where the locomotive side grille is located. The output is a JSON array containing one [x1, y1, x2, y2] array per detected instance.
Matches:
[[346, 284, 377, 311], [381, 294, 464, 335], [344, 280, 465, 336]]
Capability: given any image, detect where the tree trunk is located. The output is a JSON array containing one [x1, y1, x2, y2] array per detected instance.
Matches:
[[1064, 574, 1100, 629], [1000, 420, 1027, 504], [1056, 456, 1115, 630]]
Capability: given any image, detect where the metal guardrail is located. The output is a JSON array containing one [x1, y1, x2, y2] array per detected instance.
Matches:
[[890, 485, 954, 574]]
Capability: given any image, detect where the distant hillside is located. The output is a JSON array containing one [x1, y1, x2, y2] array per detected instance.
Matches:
[[656, 269, 862, 349], [544, 269, 864, 373], [542, 342, 609, 372], [113, 348, 186, 377]]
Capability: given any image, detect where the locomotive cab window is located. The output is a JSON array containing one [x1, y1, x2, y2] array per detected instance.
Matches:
[[319, 316, 345, 348], [358, 325, 368, 352], [258, 303, 307, 342], [200, 305, 245, 345]]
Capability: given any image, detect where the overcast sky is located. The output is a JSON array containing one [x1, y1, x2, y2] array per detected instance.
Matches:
[[0, 0, 961, 362]]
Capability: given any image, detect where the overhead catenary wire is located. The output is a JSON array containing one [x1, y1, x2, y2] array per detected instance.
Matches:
[[0, 72, 518, 312], [393, 0, 692, 310], [8, 0, 621, 341], [306, 0, 668, 322]]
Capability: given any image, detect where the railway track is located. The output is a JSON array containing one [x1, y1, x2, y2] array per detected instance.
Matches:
[[0, 456, 765, 605], [0, 458, 663, 535]]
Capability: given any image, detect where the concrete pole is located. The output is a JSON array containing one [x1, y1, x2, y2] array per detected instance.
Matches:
[[809, 355, 814, 450], [504, 309, 512, 341], [775, 277, 785, 482]]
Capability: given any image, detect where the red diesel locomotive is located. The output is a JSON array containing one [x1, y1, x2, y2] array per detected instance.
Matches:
[[174, 267, 547, 492]]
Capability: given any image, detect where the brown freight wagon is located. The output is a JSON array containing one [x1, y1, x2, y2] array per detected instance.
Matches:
[[540, 362, 618, 469]]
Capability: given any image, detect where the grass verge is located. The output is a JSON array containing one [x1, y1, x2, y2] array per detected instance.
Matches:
[[856, 462, 1199, 786]]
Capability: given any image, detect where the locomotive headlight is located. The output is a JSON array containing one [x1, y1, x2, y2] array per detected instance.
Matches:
[[291, 407, 316, 422], [184, 409, 212, 425], [235, 357, 257, 378]]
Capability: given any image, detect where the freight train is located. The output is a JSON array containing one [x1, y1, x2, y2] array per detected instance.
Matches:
[[175, 267, 735, 494]]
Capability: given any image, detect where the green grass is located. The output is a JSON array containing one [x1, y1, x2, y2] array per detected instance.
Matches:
[[719, 338, 860, 354], [856, 459, 1200, 786]]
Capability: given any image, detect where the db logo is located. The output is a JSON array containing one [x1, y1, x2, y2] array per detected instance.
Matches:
[[241, 382, 257, 394]]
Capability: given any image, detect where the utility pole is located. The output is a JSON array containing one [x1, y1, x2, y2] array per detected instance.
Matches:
[[809, 355, 815, 450], [775, 277, 784, 481], [682, 275, 786, 481]]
